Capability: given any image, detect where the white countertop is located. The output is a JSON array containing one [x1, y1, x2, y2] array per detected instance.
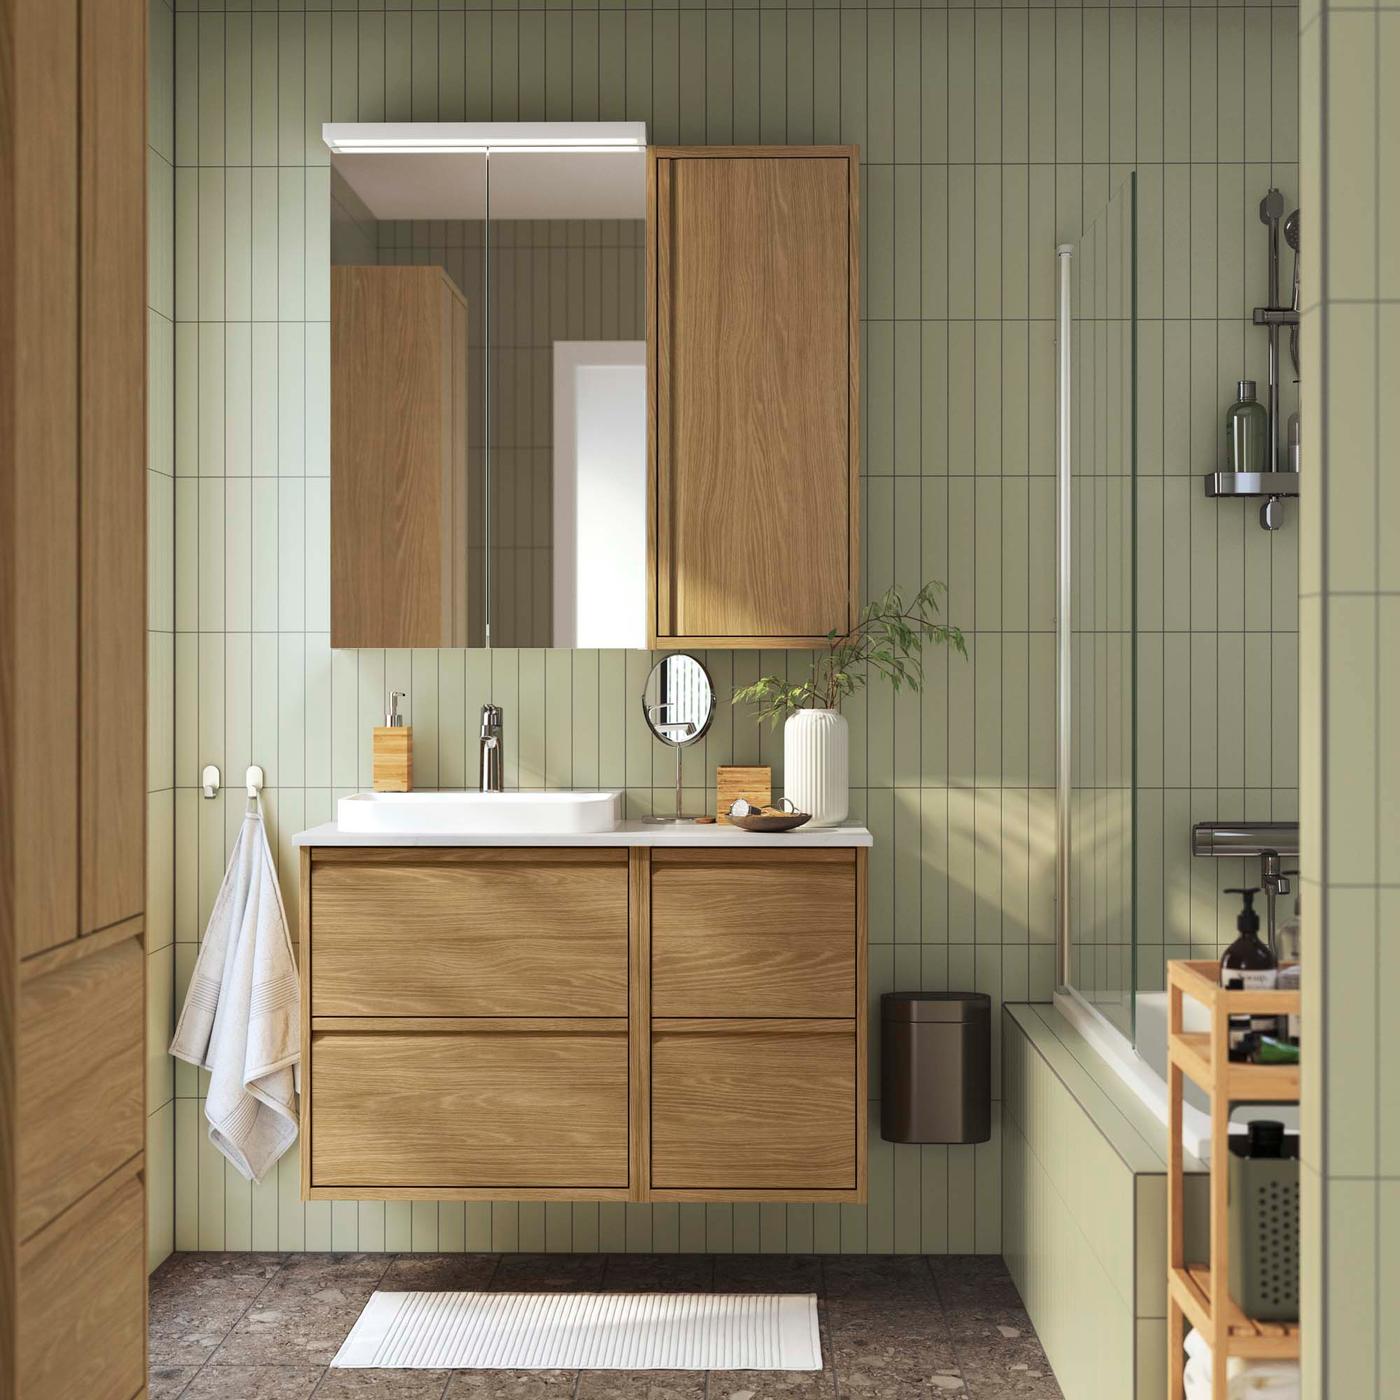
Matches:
[[294, 819, 873, 848]]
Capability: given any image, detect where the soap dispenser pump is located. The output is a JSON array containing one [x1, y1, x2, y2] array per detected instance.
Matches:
[[373, 690, 413, 792]]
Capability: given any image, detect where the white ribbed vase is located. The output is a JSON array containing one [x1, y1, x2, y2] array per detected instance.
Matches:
[[783, 708, 849, 827]]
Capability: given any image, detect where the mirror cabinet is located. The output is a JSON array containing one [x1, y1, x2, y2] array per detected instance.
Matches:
[[327, 125, 858, 651]]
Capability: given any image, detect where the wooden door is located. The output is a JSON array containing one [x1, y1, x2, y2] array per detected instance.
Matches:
[[0, 0, 149, 1394], [649, 148, 859, 647]]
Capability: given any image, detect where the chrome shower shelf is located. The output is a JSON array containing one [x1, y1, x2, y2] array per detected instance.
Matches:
[[1203, 471, 1301, 499]]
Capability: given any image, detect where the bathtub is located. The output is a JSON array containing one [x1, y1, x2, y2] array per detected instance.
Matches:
[[1054, 987, 1298, 1160]]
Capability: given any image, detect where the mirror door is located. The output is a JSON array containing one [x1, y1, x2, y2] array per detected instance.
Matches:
[[327, 124, 647, 650]]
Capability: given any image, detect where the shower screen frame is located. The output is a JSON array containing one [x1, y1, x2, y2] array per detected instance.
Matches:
[[1054, 173, 1139, 1044]]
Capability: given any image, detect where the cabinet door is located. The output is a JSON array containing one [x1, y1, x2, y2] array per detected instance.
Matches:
[[651, 1021, 858, 1195], [310, 1025, 630, 1192], [17, 1165, 146, 1400], [18, 939, 144, 1238], [649, 148, 859, 647]]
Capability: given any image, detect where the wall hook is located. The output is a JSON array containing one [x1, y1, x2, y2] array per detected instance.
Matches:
[[201, 764, 221, 799], [245, 765, 265, 799]]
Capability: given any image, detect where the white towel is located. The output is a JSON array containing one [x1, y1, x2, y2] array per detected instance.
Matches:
[[1182, 1329, 1300, 1400], [170, 809, 301, 1184]]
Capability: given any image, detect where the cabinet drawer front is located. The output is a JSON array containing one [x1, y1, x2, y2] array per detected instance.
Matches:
[[651, 857, 856, 1017], [311, 856, 629, 1016], [651, 1022, 856, 1190], [18, 936, 144, 1238], [18, 1167, 146, 1400], [311, 1028, 630, 1188]]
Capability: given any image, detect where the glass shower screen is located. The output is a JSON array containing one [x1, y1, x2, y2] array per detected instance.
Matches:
[[1058, 173, 1138, 1042]]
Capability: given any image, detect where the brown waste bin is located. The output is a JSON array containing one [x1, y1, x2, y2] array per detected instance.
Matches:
[[880, 992, 991, 1144]]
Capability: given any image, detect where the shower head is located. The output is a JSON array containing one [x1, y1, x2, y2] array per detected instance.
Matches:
[[1284, 209, 1300, 251]]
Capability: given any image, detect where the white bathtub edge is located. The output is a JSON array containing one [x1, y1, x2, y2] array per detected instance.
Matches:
[[1052, 988, 1216, 1161]]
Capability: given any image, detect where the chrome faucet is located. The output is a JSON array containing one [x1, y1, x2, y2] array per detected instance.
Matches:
[[479, 703, 504, 792], [1260, 851, 1294, 959]]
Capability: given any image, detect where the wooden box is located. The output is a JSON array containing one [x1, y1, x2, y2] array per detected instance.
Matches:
[[716, 765, 772, 822]]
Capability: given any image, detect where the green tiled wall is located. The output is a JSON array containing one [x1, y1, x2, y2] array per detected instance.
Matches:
[[148, 0, 177, 1275], [162, 0, 1296, 1256], [1297, 0, 1400, 1392]]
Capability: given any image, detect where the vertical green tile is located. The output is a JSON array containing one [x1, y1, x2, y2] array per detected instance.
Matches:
[[811, 8, 840, 144]]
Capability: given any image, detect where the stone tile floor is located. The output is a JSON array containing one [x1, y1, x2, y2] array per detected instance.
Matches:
[[149, 1253, 1062, 1400]]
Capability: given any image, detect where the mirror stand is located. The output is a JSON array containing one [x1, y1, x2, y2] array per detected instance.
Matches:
[[648, 743, 691, 824]]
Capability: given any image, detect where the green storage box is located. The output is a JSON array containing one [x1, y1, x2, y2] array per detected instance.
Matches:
[[1227, 1137, 1299, 1322]]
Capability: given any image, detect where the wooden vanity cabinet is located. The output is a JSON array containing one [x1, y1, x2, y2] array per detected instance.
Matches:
[[647, 148, 860, 649], [331, 265, 478, 648], [299, 845, 866, 1204]]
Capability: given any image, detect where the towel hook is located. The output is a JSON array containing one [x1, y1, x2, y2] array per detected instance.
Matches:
[[202, 763, 266, 805]]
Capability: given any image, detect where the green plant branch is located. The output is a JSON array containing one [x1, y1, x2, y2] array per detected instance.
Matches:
[[732, 582, 967, 727]]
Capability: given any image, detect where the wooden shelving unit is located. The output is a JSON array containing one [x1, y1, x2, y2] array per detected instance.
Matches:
[[1166, 959, 1301, 1399]]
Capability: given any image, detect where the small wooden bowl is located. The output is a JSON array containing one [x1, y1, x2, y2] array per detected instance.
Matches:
[[728, 810, 812, 833]]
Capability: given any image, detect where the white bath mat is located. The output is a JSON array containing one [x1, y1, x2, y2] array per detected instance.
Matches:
[[331, 1291, 822, 1371]]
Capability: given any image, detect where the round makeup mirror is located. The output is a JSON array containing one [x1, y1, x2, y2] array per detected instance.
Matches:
[[641, 652, 714, 822]]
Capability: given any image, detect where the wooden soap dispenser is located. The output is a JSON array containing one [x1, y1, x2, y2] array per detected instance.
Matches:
[[373, 690, 413, 791]]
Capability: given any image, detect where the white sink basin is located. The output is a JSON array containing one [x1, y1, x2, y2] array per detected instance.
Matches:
[[336, 789, 622, 836]]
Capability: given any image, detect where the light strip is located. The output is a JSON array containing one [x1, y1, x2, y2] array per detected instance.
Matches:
[[323, 122, 647, 155], [329, 143, 643, 155]]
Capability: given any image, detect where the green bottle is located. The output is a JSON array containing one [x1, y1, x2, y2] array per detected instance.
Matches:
[[1226, 379, 1269, 473]]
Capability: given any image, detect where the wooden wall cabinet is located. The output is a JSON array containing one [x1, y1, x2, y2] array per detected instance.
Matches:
[[300, 844, 867, 1203], [647, 147, 860, 649], [331, 265, 478, 648]]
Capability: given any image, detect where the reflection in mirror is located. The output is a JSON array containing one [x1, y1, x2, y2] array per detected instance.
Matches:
[[327, 125, 647, 650], [330, 153, 487, 647], [487, 151, 646, 647], [641, 653, 715, 824], [641, 653, 715, 749], [552, 342, 646, 648]]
